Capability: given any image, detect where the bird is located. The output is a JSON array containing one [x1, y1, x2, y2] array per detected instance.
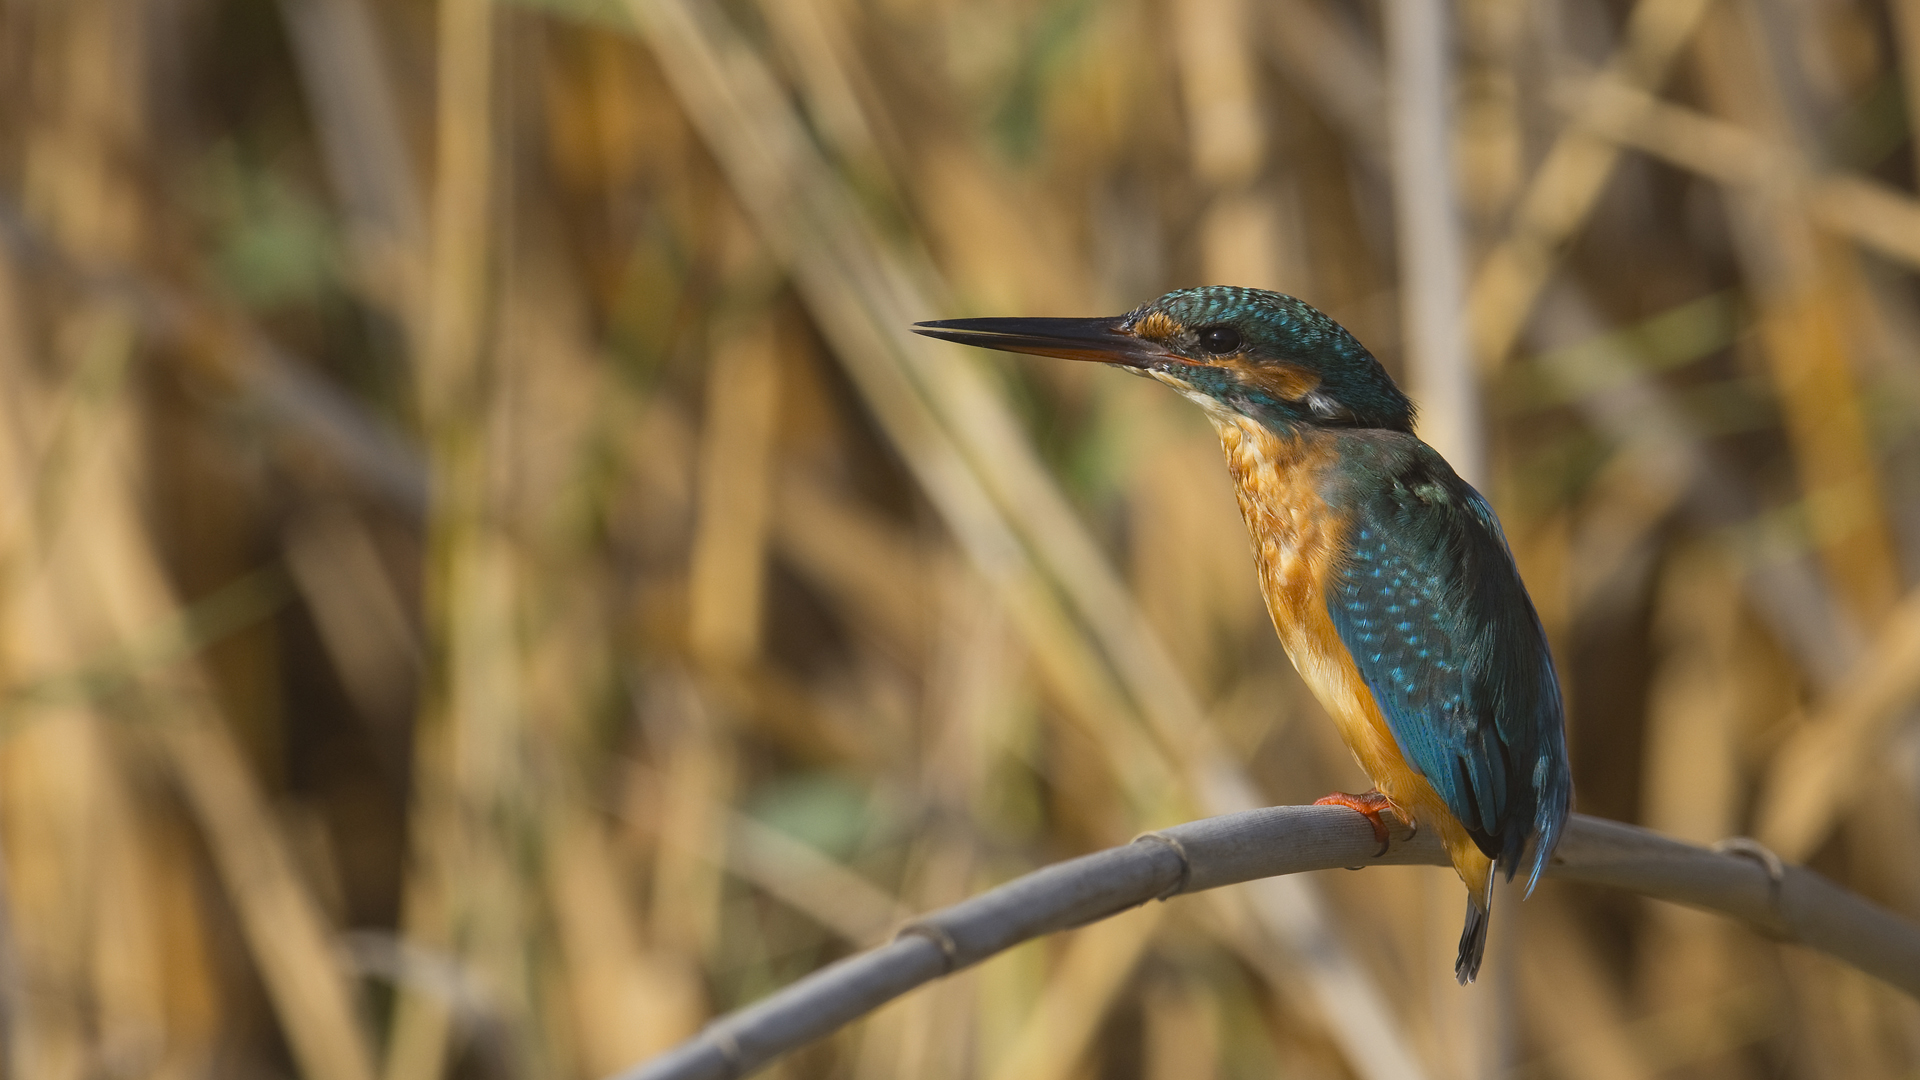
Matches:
[[912, 286, 1571, 983]]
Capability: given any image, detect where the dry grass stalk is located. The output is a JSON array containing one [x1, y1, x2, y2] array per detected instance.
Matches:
[[1467, 0, 1717, 366], [4, 0, 1920, 1076], [1693, 1, 1902, 631], [1754, 588, 1920, 859], [688, 312, 783, 670], [1386, 0, 1478, 483], [385, 0, 505, 1077], [620, 5, 1442, 1077]]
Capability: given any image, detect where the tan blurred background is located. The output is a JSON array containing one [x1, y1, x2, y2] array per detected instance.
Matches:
[[2, 0, 1919, 1077]]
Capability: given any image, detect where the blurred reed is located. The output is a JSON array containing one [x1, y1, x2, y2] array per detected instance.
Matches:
[[0, 0, 1917, 1078]]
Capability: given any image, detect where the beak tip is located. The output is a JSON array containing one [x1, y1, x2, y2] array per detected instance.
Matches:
[[909, 323, 961, 345]]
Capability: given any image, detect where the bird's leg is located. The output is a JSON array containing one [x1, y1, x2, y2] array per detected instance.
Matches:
[[1313, 790, 1400, 856]]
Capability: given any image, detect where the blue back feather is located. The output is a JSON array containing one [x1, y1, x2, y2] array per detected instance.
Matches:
[[1323, 434, 1572, 892]]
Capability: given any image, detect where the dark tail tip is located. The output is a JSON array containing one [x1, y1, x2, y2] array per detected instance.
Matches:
[[1454, 895, 1490, 984]]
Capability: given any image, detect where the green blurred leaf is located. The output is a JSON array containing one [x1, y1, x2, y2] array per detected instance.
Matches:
[[200, 144, 342, 310], [745, 771, 872, 860]]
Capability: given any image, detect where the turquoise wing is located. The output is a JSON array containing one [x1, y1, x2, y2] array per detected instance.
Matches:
[[1325, 439, 1572, 890]]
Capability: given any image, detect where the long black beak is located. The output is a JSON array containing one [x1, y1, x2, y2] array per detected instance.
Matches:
[[911, 316, 1168, 368]]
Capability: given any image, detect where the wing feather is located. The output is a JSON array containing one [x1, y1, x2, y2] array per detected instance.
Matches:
[[1326, 440, 1571, 888]]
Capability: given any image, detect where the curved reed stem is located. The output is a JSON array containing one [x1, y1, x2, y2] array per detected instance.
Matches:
[[616, 805, 1920, 1080]]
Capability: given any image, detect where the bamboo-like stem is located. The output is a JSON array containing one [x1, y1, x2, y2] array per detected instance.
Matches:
[[615, 807, 1920, 1080]]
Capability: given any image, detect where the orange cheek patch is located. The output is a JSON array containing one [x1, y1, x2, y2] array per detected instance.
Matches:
[[1259, 363, 1321, 400], [1222, 358, 1321, 401]]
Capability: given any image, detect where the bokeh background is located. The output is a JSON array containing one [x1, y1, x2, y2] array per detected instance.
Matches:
[[2, 0, 1920, 1077]]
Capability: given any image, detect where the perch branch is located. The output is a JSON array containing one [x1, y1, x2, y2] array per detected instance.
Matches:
[[615, 806, 1920, 1080]]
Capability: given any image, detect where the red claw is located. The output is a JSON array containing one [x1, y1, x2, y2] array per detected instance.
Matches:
[[1314, 790, 1400, 856]]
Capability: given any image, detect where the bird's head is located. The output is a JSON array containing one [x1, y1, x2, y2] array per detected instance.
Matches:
[[913, 286, 1414, 433]]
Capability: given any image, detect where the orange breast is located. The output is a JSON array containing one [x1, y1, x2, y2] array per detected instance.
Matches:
[[1212, 417, 1490, 897]]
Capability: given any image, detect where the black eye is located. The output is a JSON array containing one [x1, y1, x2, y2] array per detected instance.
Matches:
[[1197, 325, 1241, 354]]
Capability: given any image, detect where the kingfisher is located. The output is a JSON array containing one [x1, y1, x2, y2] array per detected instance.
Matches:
[[913, 286, 1571, 982]]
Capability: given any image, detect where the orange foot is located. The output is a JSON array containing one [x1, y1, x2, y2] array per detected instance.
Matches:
[[1314, 790, 1400, 857]]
